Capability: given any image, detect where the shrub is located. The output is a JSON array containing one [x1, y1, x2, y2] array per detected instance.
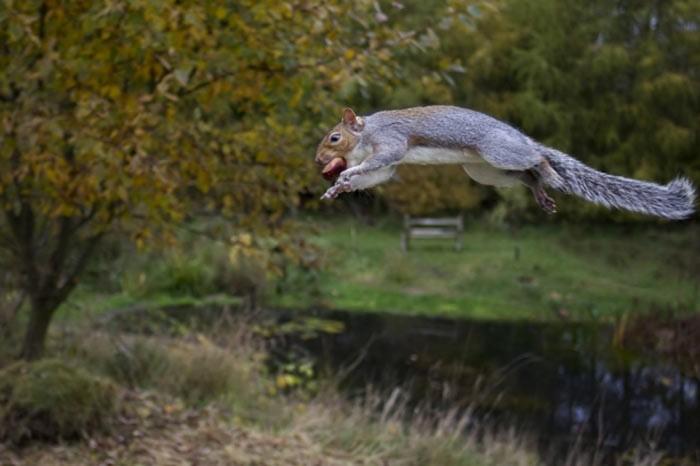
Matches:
[[120, 240, 269, 309], [73, 334, 252, 407], [165, 344, 244, 406], [141, 254, 218, 297], [101, 338, 172, 389], [0, 359, 116, 444], [215, 254, 268, 309]]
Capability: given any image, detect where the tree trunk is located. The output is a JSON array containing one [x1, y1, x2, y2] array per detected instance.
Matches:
[[20, 298, 56, 360]]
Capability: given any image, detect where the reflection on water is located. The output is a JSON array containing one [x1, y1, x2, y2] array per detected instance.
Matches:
[[268, 309, 700, 459]]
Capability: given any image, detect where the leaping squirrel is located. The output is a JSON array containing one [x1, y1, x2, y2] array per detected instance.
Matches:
[[315, 106, 696, 220]]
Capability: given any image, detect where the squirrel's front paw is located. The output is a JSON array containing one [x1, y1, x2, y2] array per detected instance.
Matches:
[[337, 171, 353, 184], [321, 180, 352, 200]]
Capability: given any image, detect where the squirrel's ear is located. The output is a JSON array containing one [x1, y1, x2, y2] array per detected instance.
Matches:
[[342, 107, 365, 132], [342, 108, 357, 125]]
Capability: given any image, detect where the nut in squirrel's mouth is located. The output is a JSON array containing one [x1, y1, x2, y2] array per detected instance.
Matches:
[[321, 157, 347, 181]]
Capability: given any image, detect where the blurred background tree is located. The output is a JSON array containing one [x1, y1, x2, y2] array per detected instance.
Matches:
[[359, 0, 700, 220], [0, 0, 409, 359]]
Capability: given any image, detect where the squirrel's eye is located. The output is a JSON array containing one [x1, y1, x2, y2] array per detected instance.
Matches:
[[329, 133, 341, 144]]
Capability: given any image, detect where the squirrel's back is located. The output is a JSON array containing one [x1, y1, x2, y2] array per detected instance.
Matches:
[[366, 105, 529, 148]]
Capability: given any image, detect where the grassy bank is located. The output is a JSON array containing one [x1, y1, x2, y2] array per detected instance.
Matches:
[[0, 321, 544, 466], [1, 312, 671, 465], [274, 218, 700, 322]]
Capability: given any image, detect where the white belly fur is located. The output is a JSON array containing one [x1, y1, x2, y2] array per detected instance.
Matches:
[[402, 146, 482, 165], [402, 146, 520, 187], [462, 164, 520, 187], [346, 145, 520, 188]]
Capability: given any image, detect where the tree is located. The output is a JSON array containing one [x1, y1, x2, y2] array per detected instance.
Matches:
[[454, 0, 700, 219], [0, 0, 407, 359], [361, 0, 699, 220]]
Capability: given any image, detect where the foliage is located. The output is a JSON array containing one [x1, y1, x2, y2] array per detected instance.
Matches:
[[0, 359, 116, 444], [0, 0, 404, 234], [72, 333, 256, 407], [90, 337, 172, 390], [120, 238, 263, 301], [72, 221, 321, 319], [0, 0, 412, 358], [140, 254, 220, 298], [255, 316, 345, 395], [382, 164, 486, 215], [446, 0, 700, 219], [349, 0, 700, 219]]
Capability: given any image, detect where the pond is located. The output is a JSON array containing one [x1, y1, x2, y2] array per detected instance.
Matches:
[[266, 309, 700, 462]]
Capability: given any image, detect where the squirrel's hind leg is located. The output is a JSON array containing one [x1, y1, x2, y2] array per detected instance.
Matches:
[[514, 169, 558, 214], [532, 185, 557, 214]]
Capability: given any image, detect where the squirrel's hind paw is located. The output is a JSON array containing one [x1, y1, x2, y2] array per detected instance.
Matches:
[[532, 187, 557, 214]]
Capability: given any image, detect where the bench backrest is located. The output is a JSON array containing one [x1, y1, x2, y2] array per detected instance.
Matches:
[[401, 214, 463, 251], [404, 217, 463, 228]]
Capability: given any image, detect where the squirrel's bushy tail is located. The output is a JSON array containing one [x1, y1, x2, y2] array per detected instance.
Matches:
[[539, 146, 696, 220]]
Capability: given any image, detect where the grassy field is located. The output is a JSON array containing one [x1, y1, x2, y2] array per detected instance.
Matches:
[[273, 217, 700, 322], [55, 216, 700, 324]]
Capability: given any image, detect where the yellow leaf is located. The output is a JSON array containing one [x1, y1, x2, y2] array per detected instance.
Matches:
[[239, 233, 252, 246], [215, 7, 227, 20]]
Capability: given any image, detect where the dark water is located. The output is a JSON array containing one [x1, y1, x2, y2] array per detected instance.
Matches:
[[266, 309, 700, 461]]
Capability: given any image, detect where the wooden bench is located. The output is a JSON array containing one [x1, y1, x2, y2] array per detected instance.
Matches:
[[401, 215, 464, 252]]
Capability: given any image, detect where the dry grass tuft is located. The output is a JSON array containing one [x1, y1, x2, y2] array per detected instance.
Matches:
[[293, 388, 541, 466], [0, 390, 355, 466], [0, 359, 116, 445]]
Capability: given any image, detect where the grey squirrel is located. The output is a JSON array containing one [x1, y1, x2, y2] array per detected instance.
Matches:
[[315, 106, 696, 220]]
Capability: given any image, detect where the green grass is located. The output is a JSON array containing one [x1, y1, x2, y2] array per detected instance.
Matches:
[[54, 229, 245, 322], [272, 217, 700, 322], [56, 290, 241, 322]]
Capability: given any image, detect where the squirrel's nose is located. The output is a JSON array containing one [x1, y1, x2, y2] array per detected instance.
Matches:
[[315, 153, 327, 166]]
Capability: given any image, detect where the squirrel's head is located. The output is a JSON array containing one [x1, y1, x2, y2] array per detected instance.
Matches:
[[315, 108, 365, 180]]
